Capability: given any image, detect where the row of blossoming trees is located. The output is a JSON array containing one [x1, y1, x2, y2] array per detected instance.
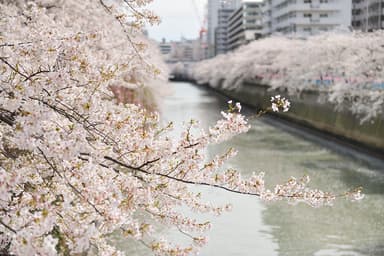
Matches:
[[192, 32, 384, 123], [0, 0, 363, 255]]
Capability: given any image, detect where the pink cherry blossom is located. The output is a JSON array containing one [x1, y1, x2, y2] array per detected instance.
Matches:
[[0, 1, 363, 255]]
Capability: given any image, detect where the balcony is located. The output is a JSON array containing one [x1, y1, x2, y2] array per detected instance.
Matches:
[[272, 0, 289, 8], [368, 9, 384, 17], [310, 3, 320, 9], [310, 18, 321, 23], [274, 16, 344, 30], [295, 3, 341, 11], [272, 3, 342, 20], [353, 13, 367, 21], [353, 2, 367, 10]]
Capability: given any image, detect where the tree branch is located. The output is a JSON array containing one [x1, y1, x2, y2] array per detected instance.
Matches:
[[0, 219, 17, 234], [0, 108, 15, 126], [98, 0, 150, 66], [38, 147, 104, 216], [0, 57, 28, 79], [104, 156, 262, 197]]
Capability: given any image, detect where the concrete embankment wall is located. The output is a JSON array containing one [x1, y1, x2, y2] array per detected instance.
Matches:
[[171, 78, 384, 155], [217, 81, 384, 154]]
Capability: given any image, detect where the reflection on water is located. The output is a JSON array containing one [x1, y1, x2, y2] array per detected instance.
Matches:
[[119, 82, 384, 256]]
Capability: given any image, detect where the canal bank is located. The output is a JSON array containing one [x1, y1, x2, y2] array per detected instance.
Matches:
[[171, 78, 384, 158]]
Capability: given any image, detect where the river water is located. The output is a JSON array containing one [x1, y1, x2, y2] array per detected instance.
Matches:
[[118, 81, 384, 256]]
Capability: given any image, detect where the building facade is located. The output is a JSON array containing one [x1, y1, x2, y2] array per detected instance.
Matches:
[[158, 38, 203, 63], [170, 39, 197, 62], [262, 0, 352, 36], [227, 1, 263, 51], [215, 8, 236, 55], [352, 0, 384, 31], [207, 0, 241, 57], [158, 38, 172, 55]]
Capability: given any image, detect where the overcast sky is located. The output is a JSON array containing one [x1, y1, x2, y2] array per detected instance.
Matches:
[[146, 0, 206, 42], [146, 0, 262, 42]]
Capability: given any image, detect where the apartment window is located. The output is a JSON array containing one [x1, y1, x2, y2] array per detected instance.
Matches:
[[320, 13, 328, 18], [304, 13, 312, 18], [304, 0, 312, 3], [303, 27, 312, 32], [320, 0, 328, 3]]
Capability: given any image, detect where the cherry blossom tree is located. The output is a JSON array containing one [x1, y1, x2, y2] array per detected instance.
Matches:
[[0, 1, 363, 255], [192, 32, 384, 123]]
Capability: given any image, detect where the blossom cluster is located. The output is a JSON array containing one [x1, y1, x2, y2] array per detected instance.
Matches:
[[0, 1, 363, 256], [271, 95, 291, 112]]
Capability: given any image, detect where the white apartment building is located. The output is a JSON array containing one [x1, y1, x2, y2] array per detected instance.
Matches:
[[207, 0, 241, 57], [352, 0, 384, 31], [262, 0, 352, 36], [227, 1, 263, 51]]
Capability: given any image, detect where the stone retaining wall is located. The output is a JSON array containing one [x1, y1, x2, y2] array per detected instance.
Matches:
[[212, 80, 384, 153]]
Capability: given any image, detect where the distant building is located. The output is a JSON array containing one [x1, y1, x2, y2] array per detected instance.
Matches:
[[352, 0, 384, 31], [159, 38, 172, 55], [215, 8, 235, 55], [262, 0, 352, 36], [227, 1, 263, 51], [207, 0, 241, 57], [199, 28, 210, 60], [170, 40, 194, 62], [158, 38, 203, 63]]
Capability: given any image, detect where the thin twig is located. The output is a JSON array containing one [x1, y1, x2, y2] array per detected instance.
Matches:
[[98, 0, 151, 67], [0, 219, 17, 234], [0, 57, 28, 79]]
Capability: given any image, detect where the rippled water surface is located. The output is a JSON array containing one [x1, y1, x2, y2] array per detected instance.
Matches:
[[118, 82, 384, 256]]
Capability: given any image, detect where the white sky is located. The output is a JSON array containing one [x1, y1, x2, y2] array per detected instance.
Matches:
[[146, 0, 206, 42], [146, 0, 262, 42]]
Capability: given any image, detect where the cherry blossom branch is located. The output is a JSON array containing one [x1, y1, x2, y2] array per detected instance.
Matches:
[[0, 41, 33, 47], [122, 0, 148, 19], [30, 97, 118, 145], [0, 55, 50, 83], [0, 219, 17, 234], [24, 68, 51, 81], [104, 155, 263, 196], [0, 1, 366, 254], [0, 57, 28, 79], [0, 32, 98, 49], [103, 155, 363, 203], [98, 0, 147, 64], [38, 147, 104, 216], [0, 108, 15, 126]]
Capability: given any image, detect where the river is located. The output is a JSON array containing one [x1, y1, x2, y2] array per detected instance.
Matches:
[[118, 81, 384, 256]]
